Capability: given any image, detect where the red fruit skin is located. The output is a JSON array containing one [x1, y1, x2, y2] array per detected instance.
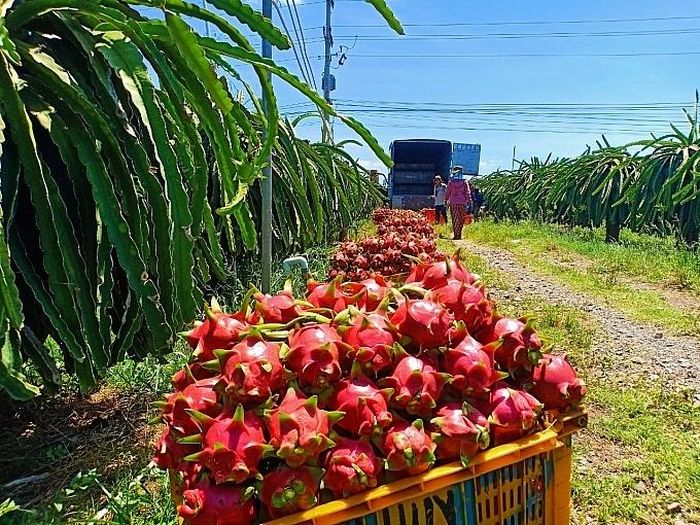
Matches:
[[253, 290, 304, 324], [184, 311, 248, 362], [487, 386, 543, 446], [160, 381, 221, 436], [430, 403, 490, 466], [265, 388, 341, 467], [178, 479, 255, 525], [153, 426, 192, 471], [339, 312, 395, 375], [351, 276, 391, 311], [307, 277, 359, 313], [529, 354, 587, 411], [482, 318, 543, 375], [285, 324, 343, 392], [390, 299, 457, 349], [217, 338, 287, 406], [381, 355, 447, 416], [442, 336, 505, 397], [172, 363, 218, 391], [328, 374, 393, 436], [261, 466, 323, 518], [428, 280, 494, 335], [193, 406, 269, 484], [406, 253, 476, 290], [323, 437, 383, 498], [377, 420, 436, 475]]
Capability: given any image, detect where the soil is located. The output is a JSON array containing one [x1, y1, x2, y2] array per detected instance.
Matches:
[[457, 239, 700, 396]]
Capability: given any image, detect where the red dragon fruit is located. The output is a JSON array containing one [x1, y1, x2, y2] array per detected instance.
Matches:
[[328, 367, 393, 436], [182, 304, 248, 362], [377, 419, 436, 475], [307, 275, 362, 313], [338, 311, 395, 375], [349, 275, 391, 311], [284, 324, 343, 392], [265, 388, 343, 467], [171, 362, 219, 391], [183, 404, 271, 484], [528, 354, 587, 411], [487, 385, 543, 446], [406, 251, 477, 290], [323, 437, 383, 498], [216, 337, 287, 406], [381, 354, 448, 416], [178, 479, 256, 525], [430, 402, 490, 466], [428, 280, 494, 334], [153, 426, 192, 471], [261, 466, 323, 518], [251, 284, 307, 324], [482, 317, 543, 376], [390, 298, 462, 349], [154, 380, 221, 436], [442, 336, 506, 397]]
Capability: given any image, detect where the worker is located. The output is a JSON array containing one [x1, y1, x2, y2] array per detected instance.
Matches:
[[445, 166, 473, 240], [471, 185, 485, 220], [433, 175, 448, 225]]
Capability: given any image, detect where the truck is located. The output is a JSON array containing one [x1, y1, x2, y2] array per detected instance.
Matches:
[[388, 139, 481, 210]]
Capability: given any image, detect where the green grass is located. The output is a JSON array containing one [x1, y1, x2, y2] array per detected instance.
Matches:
[[462, 220, 700, 334], [494, 294, 700, 525]]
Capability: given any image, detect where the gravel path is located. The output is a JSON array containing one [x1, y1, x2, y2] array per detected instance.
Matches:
[[456, 240, 700, 396]]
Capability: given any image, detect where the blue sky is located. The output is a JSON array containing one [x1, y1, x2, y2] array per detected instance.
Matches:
[[237, 0, 700, 173]]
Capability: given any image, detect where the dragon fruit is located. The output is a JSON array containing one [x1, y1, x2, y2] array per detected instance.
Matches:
[[261, 466, 323, 518], [381, 354, 448, 416], [528, 354, 587, 411], [153, 426, 192, 471], [482, 317, 543, 376], [328, 367, 393, 436], [252, 283, 307, 324], [265, 388, 343, 467], [171, 363, 218, 391], [178, 479, 256, 525], [155, 381, 221, 436], [184, 405, 271, 483], [430, 402, 490, 466], [307, 275, 361, 313], [216, 338, 286, 406], [349, 275, 391, 311], [390, 298, 461, 349], [442, 336, 506, 397], [428, 280, 494, 335], [487, 385, 543, 446], [338, 311, 395, 375], [323, 437, 383, 498], [377, 419, 436, 475], [284, 324, 343, 392], [406, 251, 477, 290], [182, 304, 248, 362]]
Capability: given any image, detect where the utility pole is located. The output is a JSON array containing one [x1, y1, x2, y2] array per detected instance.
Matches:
[[261, 0, 273, 292], [512, 145, 516, 170], [321, 0, 334, 142], [200, 0, 211, 37]]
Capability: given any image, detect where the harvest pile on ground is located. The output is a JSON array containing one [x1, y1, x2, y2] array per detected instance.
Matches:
[[152, 210, 587, 525], [329, 208, 442, 280]]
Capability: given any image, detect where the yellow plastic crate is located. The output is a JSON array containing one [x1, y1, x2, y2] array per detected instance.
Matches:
[[171, 412, 587, 525]]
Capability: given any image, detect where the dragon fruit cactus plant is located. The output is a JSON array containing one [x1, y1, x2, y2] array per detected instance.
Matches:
[[178, 479, 256, 525], [323, 437, 383, 498], [527, 354, 587, 411], [261, 466, 323, 519], [328, 366, 393, 436], [381, 354, 448, 416], [431, 402, 490, 466], [377, 419, 437, 475], [265, 388, 343, 467], [183, 405, 271, 484]]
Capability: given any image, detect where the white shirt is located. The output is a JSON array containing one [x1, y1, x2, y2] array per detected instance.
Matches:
[[434, 183, 447, 206]]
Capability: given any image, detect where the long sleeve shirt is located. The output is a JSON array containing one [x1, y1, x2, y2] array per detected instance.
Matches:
[[445, 179, 472, 206]]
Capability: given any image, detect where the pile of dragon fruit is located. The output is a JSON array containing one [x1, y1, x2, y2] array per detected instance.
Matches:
[[330, 209, 443, 280], [152, 252, 587, 525]]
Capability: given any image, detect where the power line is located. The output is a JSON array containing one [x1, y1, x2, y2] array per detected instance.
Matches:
[[272, 1, 315, 87], [285, 0, 318, 90], [304, 51, 700, 59]]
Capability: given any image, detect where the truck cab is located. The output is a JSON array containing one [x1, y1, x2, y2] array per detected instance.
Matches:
[[388, 139, 481, 209]]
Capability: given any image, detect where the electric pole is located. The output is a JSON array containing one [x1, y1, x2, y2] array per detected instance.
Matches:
[[512, 146, 516, 170], [321, 0, 334, 142], [261, 0, 273, 292]]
